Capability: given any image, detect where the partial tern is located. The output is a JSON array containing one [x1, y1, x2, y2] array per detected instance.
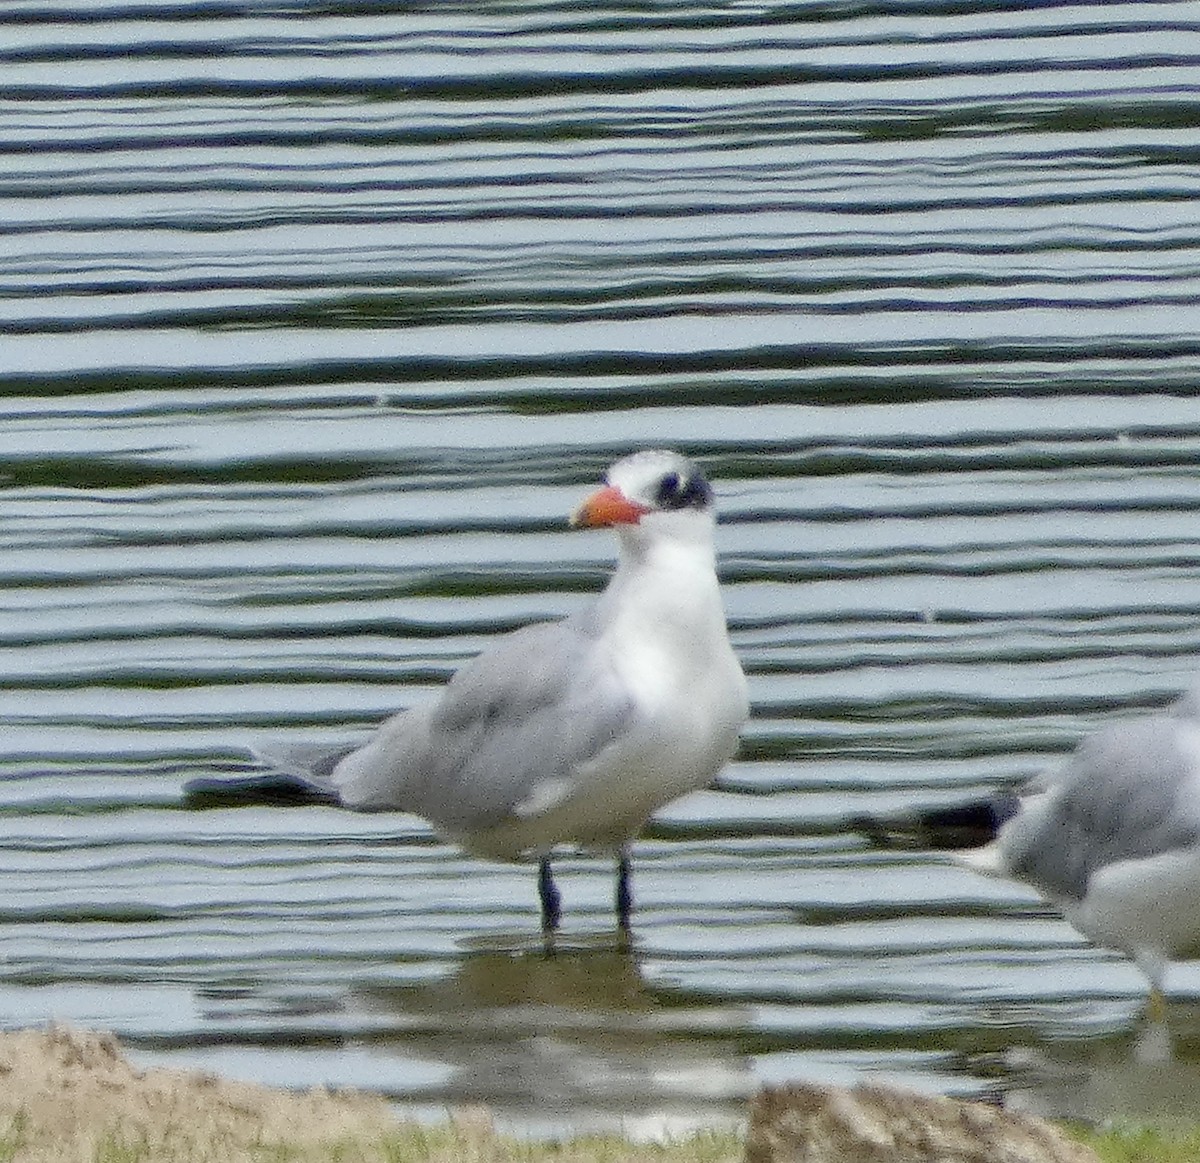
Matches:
[[856, 688, 1200, 1048]]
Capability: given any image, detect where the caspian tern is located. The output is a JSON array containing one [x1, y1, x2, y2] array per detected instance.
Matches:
[[185, 449, 749, 934]]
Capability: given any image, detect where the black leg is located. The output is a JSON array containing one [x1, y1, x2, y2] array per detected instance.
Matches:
[[616, 847, 633, 932], [538, 856, 561, 933]]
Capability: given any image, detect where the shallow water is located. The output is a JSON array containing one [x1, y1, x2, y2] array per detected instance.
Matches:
[[4, 0, 1200, 1138]]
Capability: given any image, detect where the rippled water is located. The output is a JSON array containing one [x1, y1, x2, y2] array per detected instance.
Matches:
[[5, 0, 1200, 1137]]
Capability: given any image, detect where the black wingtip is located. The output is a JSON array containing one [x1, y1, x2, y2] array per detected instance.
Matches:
[[850, 791, 1021, 851], [181, 772, 341, 809]]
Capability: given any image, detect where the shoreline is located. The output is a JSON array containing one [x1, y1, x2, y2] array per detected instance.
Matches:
[[1, 1023, 1194, 1163], [0, 1024, 744, 1162]]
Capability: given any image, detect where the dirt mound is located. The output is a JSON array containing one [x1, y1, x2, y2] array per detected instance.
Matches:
[[0, 1024, 400, 1161], [745, 1081, 1100, 1163]]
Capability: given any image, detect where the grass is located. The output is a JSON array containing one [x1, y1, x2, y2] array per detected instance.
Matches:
[[0, 1112, 26, 1163], [14, 1118, 1200, 1163], [1, 1099, 1199, 1163], [1, 1120, 746, 1163], [1075, 1122, 1200, 1163]]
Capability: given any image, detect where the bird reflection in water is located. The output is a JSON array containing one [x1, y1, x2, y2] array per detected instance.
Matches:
[[347, 935, 752, 1139]]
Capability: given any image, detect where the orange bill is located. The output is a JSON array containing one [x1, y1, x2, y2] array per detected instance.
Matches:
[[570, 485, 650, 528]]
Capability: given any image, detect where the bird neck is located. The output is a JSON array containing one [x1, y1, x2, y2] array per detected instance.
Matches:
[[599, 525, 725, 644]]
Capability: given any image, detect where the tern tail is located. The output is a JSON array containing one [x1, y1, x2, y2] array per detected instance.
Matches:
[[181, 738, 358, 809], [850, 791, 1021, 851]]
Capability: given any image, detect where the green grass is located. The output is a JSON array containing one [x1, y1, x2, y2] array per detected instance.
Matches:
[[0, 1112, 27, 1163], [13, 1107, 1200, 1163], [35, 1122, 745, 1163], [1075, 1122, 1200, 1163], [11, 1076, 1200, 1163]]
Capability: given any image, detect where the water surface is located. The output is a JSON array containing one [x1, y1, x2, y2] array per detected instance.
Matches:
[[4, 0, 1200, 1137]]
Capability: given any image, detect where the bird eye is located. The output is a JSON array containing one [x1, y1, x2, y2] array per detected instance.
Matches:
[[653, 469, 712, 511], [656, 472, 681, 505]]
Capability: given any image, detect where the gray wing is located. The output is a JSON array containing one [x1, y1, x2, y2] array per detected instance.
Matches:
[[251, 738, 361, 783], [1002, 713, 1200, 901], [332, 615, 638, 832]]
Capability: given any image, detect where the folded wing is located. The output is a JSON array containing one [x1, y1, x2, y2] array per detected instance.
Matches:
[[331, 614, 638, 837]]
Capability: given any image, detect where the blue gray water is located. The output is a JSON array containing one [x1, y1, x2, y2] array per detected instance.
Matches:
[[5, 0, 1200, 1137]]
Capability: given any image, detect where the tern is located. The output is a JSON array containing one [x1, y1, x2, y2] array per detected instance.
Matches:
[[185, 449, 749, 934], [856, 688, 1200, 1041]]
